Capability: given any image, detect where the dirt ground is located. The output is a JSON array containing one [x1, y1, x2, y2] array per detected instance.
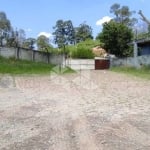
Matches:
[[0, 70, 150, 150]]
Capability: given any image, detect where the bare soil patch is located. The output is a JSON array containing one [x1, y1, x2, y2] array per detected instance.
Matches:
[[0, 71, 150, 150]]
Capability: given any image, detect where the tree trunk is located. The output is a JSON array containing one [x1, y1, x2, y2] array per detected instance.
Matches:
[[138, 10, 150, 25]]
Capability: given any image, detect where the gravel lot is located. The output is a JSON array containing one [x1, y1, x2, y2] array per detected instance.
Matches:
[[0, 70, 150, 150]]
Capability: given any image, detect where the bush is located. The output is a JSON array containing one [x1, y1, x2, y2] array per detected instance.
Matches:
[[71, 46, 94, 59], [52, 39, 100, 59], [70, 39, 98, 59]]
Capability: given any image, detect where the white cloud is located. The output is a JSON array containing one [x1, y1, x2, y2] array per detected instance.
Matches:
[[96, 16, 112, 26], [37, 32, 53, 38]]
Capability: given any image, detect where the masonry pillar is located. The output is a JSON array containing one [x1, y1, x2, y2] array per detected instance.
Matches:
[[32, 50, 35, 61], [16, 47, 20, 59], [133, 41, 139, 67]]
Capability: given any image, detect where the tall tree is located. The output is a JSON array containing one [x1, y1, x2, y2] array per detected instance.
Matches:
[[0, 11, 11, 46], [75, 22, 93, 43], [98, 21, 133, 57], [0, 11, 11, 31], [22, 38, 36, 49], [37, 35, 51, 51], [17, 29, 26, 47], [138, 10, 150, 32], [110, 3, 137, 27], [6, 29, 19, 47], [65, 20, 76, 45], [53, 19, 75, 48]]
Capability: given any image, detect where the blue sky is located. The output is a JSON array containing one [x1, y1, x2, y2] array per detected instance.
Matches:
[[0, 0, 149, 39]]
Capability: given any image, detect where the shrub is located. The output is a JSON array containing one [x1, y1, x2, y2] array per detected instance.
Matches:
[[70, 39, 100, 59], [71, 46, 94, 59]]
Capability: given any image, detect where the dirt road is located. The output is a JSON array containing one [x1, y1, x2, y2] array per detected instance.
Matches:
[[0, 70, 150, 150]]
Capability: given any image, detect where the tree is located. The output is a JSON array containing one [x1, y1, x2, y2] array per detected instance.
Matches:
[[64, 20, 76, 45], [138, 10, 150, 32], [53, 19, 75, 48], [0, 11, 11, 46], [37, 35, 52, 52], [6, 29, 20, 47], [17, 29, 26, 47], [22, 38, 36, 49], [110, 3, 137, 27], [75, 22, 93, 43], [0, 11, 11, 31], [98, 21, 133, 57]]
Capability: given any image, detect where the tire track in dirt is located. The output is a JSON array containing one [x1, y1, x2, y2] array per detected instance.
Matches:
[[70, 115, 102, 150], [1, 71, 150, 149]]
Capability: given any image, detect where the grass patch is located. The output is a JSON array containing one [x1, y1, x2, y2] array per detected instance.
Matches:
[[0, 56, 75, 75], [111, 65, 150, 80]]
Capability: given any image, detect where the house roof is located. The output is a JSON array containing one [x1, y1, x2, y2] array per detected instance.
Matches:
[[136, 37, 150, 44], [129, 37, 150, 46]]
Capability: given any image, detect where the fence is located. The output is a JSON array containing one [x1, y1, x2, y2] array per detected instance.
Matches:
[[1, 47, 150, 69], [0, 47, 64, 65], [110, 55, 150, 67], [64, 58, 94, 70]]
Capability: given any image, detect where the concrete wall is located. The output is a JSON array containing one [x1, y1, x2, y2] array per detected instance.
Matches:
[[0, 47, 16, 58], [65, 59, 94, 70], [66, 55, 150, 70], [0, 47, 64, 65], [1, 47, 150, 69], [34, 51, 48, 63], [111, 55, 150, 67], [19, 48, 33, 61]]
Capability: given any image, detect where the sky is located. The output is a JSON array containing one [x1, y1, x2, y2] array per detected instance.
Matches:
[[0, 0, 149, 40]]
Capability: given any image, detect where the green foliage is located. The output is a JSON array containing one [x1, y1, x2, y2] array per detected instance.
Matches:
[[17, 29, 26, 47], [98, 21, 133, 57], [0, 12, 11, 31], [22, 38, 36, 49], [53, 20, 75, 48], [0, 56, 75, 75], [137, 32, 150, 40], [6, 29, 20, 48], [111, 65, 150, 80], [65, 45, 76, 56], [110, 3, 137, 27], [37, 35, 52, 52], [54, 39, 98, 59], [48, 47, 65, 54], [75, 22, 93, 43], [71, 46, 94, 59], [77, 39, 100, 49], [138, 10, 150, 33], [0, 56, 54, 74], [0, 12, 27, 48], [0, 11, 11, 46], [71, 40, 96, 59], [53, 20, 94, 48]]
